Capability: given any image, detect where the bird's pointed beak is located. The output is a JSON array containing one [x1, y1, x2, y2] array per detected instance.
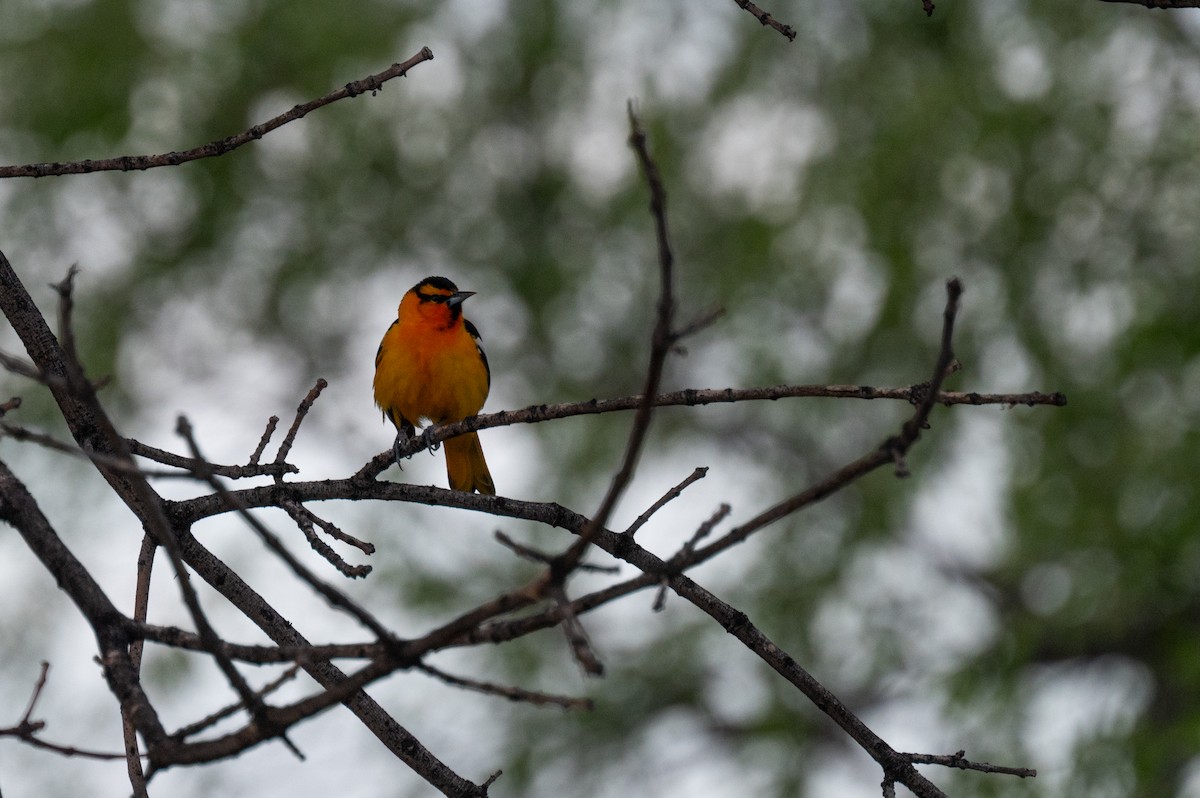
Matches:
[[447, 290, 476, 308]]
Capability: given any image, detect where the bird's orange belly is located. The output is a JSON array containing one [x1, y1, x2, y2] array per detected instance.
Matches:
[[374, 333, 487, 425]]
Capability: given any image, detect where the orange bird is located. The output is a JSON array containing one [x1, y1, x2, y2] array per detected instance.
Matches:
[[373, 276, 495, 494]]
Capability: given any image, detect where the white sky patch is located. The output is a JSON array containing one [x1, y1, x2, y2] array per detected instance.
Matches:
[[604, 442, 784, 583], [778, 316, 833, 379], [977, 0, 1055, 103], [643, 6, 735, 105], [133, 0, 248, 51], [120, 293, 307, 465], [807, 750, 892, 798], [439, 0, 509, 44], [549, 2, 734, 202], [939, 154, 1014, 233], [1022, 657, 1154, 793], [53, 179, 139, 278], [128, 76, 189, 149], [978, 332, 1037, 392], [552, 107, 631, 203], [1178, 756, 1200, 798], [471, 122, 539, 186], [251, 90, 316, 178], [909, 413, 1012, 569], [1095, 26, 1170, 153], [695, 97, 834, 213], [127, 167, 199, 244], [575, 0, 733, 106], [818, 542, 1000, 683], [820, 250, 888, 346], [1057, 281, 1136, 360], [996, 43, 1052, 102], [1021, 561, 1073, 616], [700, 639, 772, 727]]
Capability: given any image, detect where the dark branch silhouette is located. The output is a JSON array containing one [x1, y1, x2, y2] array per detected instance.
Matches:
[[0, 42, 1063, 797], [0, 49, 434, 179]]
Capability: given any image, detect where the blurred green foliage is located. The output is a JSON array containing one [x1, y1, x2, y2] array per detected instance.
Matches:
[[3, 1, 1200, 796]]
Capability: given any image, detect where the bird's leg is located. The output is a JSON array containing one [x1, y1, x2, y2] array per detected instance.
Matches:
[[392, 430, 407, 468], [420, 426, 441, 455], [392, 422, 417, 467]]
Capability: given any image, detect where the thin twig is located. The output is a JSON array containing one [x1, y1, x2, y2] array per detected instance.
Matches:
[[172, 665, 304, 741], [905, 750, 1037, 778], [249, 416, 279, 466], [172, 416, 304, 761], [494, 531, 618, 573], [0, 462, 169, 753], [550, 102, 679, 578], [123, 535, 157, 797], [128, 437, 297, 478], [0, 663, 137, 764], [653, 503, 732, 610], [50, 267, 82, 369], [281, 499, 373, 578], [273, 378, 327, 478], [293, 501, 374, 555], [360, 382, 1067, 480], [178, 418, 391, 638], [19, 661, 50, 723], [0, 349, 42, 381], [0, 422, 209, 478], [0, 722, 132, 762], [0, 49, 435, 179], [416, 663, 593, 711], [671, 306, 726, 345], [679, 279, 965, 563], [533, 102, 680, 673], [0, 248, 479, 793], [494, 530, 553, 564], [545, 583, 605, 677], [624, 467, 709, 537], [731, 0, 798, 40]]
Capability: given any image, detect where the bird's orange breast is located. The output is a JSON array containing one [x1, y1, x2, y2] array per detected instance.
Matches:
[[373, 317, 489, 426]]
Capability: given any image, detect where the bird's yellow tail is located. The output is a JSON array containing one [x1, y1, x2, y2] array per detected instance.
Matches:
[[444, 432, 494, 495]]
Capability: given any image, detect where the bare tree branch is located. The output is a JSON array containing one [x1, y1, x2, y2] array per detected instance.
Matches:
[[273, 379, 327, 476], [0, 248, 485, 796], [904, 750, 1037, 779], [550, 102, 681, 585], [124, 535, 157, 797], [731, 0, 798, 40], [128, 437, 298, 478], [417, 662, 594, 711], [0, 421, 196, 478], [623, 467, 709, 537], [172, 665, 303, 742], [0, 459, 169, 747], [0, 53, 1054, 790], [248, 415, 280, 466], [176, 416, 390, 640], [0, 48, 435, 179], [359, 382, 1066, 479]]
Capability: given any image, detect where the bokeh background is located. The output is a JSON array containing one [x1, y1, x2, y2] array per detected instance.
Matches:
[[2, 1, 1199, 796]]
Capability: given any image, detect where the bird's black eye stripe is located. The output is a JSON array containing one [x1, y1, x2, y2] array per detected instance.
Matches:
[[417, 292, 450, 303]]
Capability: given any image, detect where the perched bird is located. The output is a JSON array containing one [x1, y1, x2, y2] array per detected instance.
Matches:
[[373, 276, 495, 494]]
